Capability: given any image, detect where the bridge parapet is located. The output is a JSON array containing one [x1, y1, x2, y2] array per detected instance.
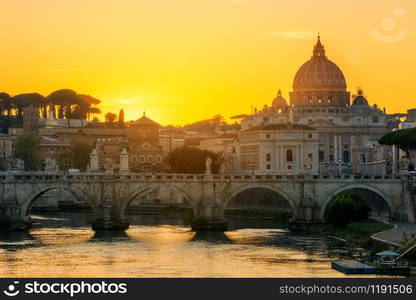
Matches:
[[0, 171, 413, 183]]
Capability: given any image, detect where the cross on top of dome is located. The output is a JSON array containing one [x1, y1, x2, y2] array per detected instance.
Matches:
[[313, 34, 326, 57]]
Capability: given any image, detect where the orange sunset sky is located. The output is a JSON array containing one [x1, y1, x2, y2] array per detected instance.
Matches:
[[1, 0, 416, 125]]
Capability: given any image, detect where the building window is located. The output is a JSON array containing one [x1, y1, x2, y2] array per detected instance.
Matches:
[[148, 155, 153, 162], [266, 134, 270, 139], [140, 155, 145, 162], [266, 164, 271, 170], [343, 151, 350, 163], [156, 155, 161, 163], [266, 153, 271, 161], [308, 153, 313, 161], [308, 134, 312, 139], [360, 154, 366, 163], [319, 151, 324, 161], [356, 135, 362, 146], [286, 149, 293, 162], [372, 116, 379, 123], [143, 143, 149, 149]]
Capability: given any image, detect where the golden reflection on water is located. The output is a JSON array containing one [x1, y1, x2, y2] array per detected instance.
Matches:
[[126, 225, 195, 244], [0, 222, 384, 278], [30, 228, 95, 245]]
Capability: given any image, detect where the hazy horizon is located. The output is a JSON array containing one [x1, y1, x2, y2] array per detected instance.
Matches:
[[1, 0, 416, 125]]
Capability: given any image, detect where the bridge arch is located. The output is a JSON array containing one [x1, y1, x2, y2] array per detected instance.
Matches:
[[320, 183, 395, 220], [222, 183, 297, 215], [20, 184, 96, 217], [121, 183, 197, 216]]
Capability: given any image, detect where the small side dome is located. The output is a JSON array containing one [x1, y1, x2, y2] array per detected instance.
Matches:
[[272, 89, 288, 107], [352, 89, 369, 106]]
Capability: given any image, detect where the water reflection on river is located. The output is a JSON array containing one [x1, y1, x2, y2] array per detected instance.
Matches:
[[0, 212, 373, 277]]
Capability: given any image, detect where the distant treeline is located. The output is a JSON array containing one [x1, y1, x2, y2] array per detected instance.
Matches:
[[0, 89, 102, 133], [0, 89, 101, 120]]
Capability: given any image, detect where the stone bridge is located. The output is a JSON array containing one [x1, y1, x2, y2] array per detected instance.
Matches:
[[0, 172, 415, 231]]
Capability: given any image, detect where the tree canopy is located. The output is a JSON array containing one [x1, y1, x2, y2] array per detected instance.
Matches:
[[56, 137, 93, 171], [0, 89, 102, 124], [105, 112, 118, 127], [379, 128, 416, 154], [13, 132, 42, 170], [324, 190, 371, 227], [379, 128, 416, 169], [165, 146, 223, 174]]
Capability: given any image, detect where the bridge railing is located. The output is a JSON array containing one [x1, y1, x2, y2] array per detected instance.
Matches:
[[0, 171, 414, 182]]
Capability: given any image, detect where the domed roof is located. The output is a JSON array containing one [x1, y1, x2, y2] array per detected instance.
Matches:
[[293, 36, 347, 92], [130, 112, 160, 126], [272, 90, 288, 107], [352, 89, 369, 106]]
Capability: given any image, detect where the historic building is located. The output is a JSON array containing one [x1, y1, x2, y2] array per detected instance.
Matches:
[[235, 123, 319, 175], [127, 113, 164, 170], [23, 105, 40, 132], [199, 133, 238, 154], [240, 36, 396, 174]]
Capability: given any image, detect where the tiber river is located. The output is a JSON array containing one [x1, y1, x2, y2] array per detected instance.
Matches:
[[0, 212, 381, 277]]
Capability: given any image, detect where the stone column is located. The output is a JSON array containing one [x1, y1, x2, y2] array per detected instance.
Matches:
[[338, 134, 342, 174], [119, 148, 129, 173], [277, 146, 281, 171], [392, 145, 399, 176], [350, 133, 355, 173], [89, 148, 99, 172], [300, 144, 304, 173], [333, 134, 338, 163]]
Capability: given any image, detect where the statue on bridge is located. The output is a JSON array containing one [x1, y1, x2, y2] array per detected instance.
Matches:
[[44, 158, 58, 172], [205, 157, 212, 174], [16, 159, 25, 171]]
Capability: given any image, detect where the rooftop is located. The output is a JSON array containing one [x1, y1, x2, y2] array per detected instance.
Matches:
[[243, 123, 316, 132]]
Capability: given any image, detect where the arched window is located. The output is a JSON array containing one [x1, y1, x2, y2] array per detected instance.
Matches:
[[286, 149, 293, 162]]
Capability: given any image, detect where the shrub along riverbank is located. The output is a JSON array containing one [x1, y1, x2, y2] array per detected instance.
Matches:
[[309, 220, 393, 250]]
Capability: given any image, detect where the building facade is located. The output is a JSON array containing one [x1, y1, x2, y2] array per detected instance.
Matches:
[[234, 124, 319, 175], [240, 36, 395, 174]]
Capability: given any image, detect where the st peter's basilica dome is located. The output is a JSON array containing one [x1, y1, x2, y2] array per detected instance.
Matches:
[[292, 36, 347, 92]]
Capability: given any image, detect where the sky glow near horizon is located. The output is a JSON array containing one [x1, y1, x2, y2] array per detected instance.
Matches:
[[1, 0, 416, 125]]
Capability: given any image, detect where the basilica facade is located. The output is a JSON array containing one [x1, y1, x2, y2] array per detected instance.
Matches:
[[237, 36, 396, 174]]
